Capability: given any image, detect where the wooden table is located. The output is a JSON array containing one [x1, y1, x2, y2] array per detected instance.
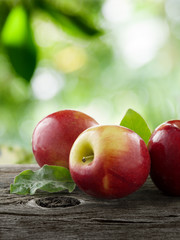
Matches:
[[1, 164, 180, 240]]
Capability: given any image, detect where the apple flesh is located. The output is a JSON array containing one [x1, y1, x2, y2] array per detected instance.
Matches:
[[32, 110, 98, 169], [148, 120, 180, 196], [69, 125, 150, 199]]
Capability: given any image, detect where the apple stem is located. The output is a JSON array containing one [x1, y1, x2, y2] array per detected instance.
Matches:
[[82, 155, 94, 163]]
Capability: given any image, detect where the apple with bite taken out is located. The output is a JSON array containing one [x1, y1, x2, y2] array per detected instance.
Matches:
[[69, 125, 150, 199], [32, 110, 98, 169], [148, 120, 180, 196]]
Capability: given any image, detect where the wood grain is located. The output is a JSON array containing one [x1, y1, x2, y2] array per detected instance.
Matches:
[[1, 165, 180, 240]]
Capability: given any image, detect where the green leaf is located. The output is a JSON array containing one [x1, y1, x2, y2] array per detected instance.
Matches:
[[10, 165, 76, 195], [120, 108, 151, 145], [0, 2, 10, 33], [36, 0, 103, 38], [1, 6, 37, 81]]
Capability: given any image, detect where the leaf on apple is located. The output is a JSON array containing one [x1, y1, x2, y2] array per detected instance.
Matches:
[[10, 165, 76, 195], [120, 108, 151, 145]]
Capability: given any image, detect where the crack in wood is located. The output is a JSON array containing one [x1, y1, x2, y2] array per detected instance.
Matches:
[[91, 218, 156, 224]]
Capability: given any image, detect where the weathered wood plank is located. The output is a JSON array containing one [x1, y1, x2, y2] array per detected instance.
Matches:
[[0, 165, 180, 240]]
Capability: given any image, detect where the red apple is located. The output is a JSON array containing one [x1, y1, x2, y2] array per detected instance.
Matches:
[[32, 110, 98, 169], [148, 120, 180, 196], [69, 125, 150, 199]]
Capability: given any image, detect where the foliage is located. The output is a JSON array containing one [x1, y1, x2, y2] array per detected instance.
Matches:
[[10, 164, 76, 195], [120, 109, 151, 145]]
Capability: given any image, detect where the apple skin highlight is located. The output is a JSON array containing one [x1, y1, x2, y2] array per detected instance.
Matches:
[[32, 110, 98, 169], [148, 120, 180, 196], [69, 125, 150, 199]]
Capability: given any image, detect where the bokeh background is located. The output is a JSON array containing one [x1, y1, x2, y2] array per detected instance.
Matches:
[[0, 0, 179, 164]]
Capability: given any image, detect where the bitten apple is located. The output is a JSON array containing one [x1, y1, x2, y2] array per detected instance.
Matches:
[[148, 120, 180, 196], [69, 125, 150, 199], [32, 110, 98, 169]]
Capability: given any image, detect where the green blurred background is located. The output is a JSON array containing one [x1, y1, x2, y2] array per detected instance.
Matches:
[[0, 0, 179, 164]]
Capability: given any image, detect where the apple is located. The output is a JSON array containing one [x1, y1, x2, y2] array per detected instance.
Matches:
[[69, 125, 150, 199], [32, 110, 98, 169], [148, 120, 180, 196]]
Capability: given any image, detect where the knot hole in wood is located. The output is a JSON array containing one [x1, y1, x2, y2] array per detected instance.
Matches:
[[35, 196, 80, 208]]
